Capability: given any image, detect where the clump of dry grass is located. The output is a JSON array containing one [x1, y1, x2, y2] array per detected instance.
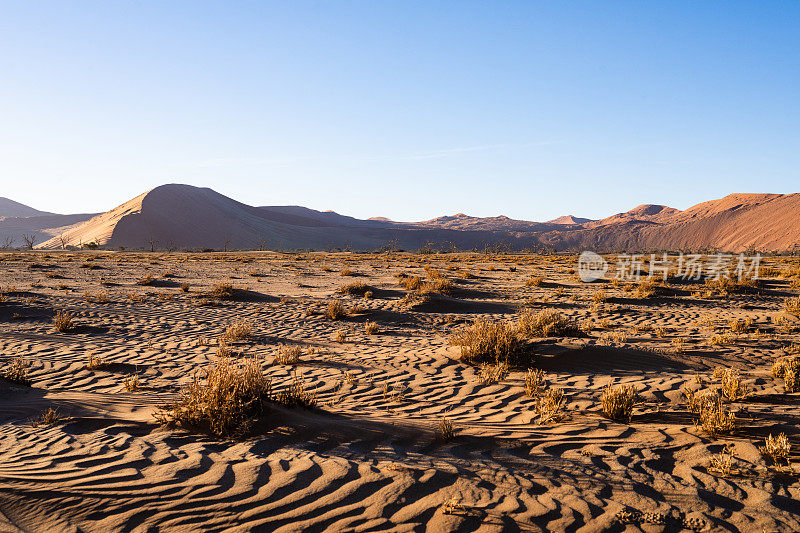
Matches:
[[325, 300, 348, 320], [397, 274, 424, 291], [708, 444, 736, 476], [695, 392, 736, 437], [760, 433, 791, 465], [601, 384, 637, 422], [136, 274, 155, 286], [592, 289, 608, 303], [333, 330, 347, 343], [86, 352, 109, 370], [156, 357, 273, 437], [517, 309, 577, 338], [719, 367, 750, 401], [364, 320, 380, 335], [477, 361, 509, 385], [524, 369, 546, 398], [53, 310, 76, 332], [729, 317, 753, 334], [437, 417, 456, 440], [84, 290, 109, 303], [784, 297, 800, 317], [30, 407, 63, 427], [337, 281, 370, 296], [339, 268, 356, 276], [772, 356, 800, 392], [273, 373, 317, 408], [534, 387, 566, 424], [525, 275, 544, 287], [1, 355, 30, 385], [123, 374, 143, 392], [449, 319, 524, 365], [220, 319, 253, 343], [275, 345, 301, 365], [208, 282, 236, 300]]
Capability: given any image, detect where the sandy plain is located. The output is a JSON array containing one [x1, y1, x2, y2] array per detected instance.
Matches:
[[0, 251, 799, 532]]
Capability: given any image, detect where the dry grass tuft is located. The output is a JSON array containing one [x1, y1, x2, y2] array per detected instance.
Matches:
[[275, 345, 301, 365], [534, 387, 566, 424], [53, 310, 76, 332], [772, 356, 800, 392], [785, 297, 800, 317], [136, 274, 155, 286], [124, 374, 143, 392], [437, 417, 456, 440], [208, 283, 236, 300], [156, 357, 272, 437], [708, 444, 736, 476], [719, 367, 750, 401], [337, 281, 370, 296], [517, 309, 577, 338], [601, 384, 637, 422], [86, 352, 110, 370], [30, 407, 63, 427], [1, 355, 30, 385], [325, 300, 349, 320], [449, 319, 524, 365], [364, 320, 380, 335], [524, 369, 546, 398], [477, 361, 509, 385], [760, 433, 791, 465], [695, 392, 736, 437], [220, 319, 253, 343]]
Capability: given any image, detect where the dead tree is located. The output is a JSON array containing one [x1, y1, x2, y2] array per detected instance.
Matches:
[[21, 234, 36, 249]]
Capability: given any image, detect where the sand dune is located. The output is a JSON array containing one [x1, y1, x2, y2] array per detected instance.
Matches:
[[34, 184, 800, 252]]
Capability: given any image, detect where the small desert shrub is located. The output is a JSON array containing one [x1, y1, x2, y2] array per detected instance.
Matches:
[[709, 444, 736, 476], [31, 407, 63, 427], [696, 393, 736, 437], [364, 320, 380, 335], [156, 357, 272, 437], [180, 283, 191, 292], [601, 384, 637, 422], [124, 374, 143, 392], [760, 433, 791, 465], [592, 290, 608, 303], [525, 276, 544, 287], [772, 356, 800, 392], [477, 361, 509, 385], [672, 336, 687, 354], [208, 283, 236, 300], [273, 373, 317, 407], [449, 319, 524, 365], [136, 274, 155, 286], [785, 297, 800, 317], [333, 330, 347, 343], [398, 275, 424, 291], [708, 333, 735, 346], [349, 303, 366, 314], [53, 310, 75, 332], [719, 368, 750, 401], [337, 281, 369, 296], [1, 355, 30, 385], [325, 300, 348, 320], [525, 369, 546, 398], [275, 345, 301, 365], [86, 352, 109, 370], [340, 268, 355, 276], [220, 319, 253, 343], [84, 291, 109, 303], [517, 309, 577, 338], [437, 417, 456, 440], [729, 317, 753, 334], [534, 387, 566, 424]]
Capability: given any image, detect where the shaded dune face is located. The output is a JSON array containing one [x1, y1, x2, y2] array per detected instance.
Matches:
[[37, 185, 800, 251]]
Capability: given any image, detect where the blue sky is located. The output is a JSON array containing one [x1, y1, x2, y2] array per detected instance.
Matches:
[[1, 1, 798, 221]]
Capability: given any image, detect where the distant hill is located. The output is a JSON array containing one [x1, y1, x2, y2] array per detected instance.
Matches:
[[36, 184, 800, 252], [0, 197, 54, 218]]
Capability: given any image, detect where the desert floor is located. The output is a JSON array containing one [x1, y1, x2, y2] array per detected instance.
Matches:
[[0, 251, 799, 532]]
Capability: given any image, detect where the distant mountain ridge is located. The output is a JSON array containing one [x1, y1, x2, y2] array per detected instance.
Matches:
[[0, 197, 54, 218], [16, 184, 799, 252]]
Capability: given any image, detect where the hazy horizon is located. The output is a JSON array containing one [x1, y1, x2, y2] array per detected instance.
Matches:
[[2, 1, 798, 221]]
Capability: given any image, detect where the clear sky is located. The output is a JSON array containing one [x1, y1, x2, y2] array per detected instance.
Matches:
[[1, 1, 798, 221]]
